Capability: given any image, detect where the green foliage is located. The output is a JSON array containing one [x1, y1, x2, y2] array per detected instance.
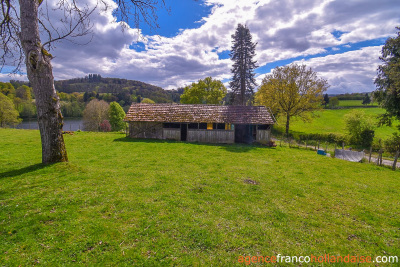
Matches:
[[0, 82, 15, 96], [374, 26, 400, 122], [323, 93, 329, 107], [1, 129, 400, 265], [384, 132, 400, 154], [362, 93, 371, 105], [230, 24, 257, 105], [141, 98, 155, 104], [15, 85, 33, 101], [344, 110, 376, 147], [54, 77, 183, 104], [108, 101, 126, 131], [256, 64, 328, 135], [0, 93, 21, 127], [329, 97, 339, 108], [180, 77, 227, 105]]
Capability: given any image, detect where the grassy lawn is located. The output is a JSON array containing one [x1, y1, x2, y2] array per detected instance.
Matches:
[[337, 100, 378, 107], [275, 108, 399, 140], [0, 129, 399, 266]]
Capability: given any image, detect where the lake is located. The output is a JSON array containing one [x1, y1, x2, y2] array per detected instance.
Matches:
[[16, 118, 83, 131]]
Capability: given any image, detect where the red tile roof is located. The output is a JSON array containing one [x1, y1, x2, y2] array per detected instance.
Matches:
[[124, 104, 275, 124]]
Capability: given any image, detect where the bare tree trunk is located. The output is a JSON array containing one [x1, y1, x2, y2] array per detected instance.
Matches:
[[19, 0, 68, 164], [285, 114, 290, 137]]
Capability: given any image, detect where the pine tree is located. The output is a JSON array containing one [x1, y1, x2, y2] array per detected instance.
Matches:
[[362, 93, 371, 105], [323, 93, 330, 107], [229, 24, 258, 106]]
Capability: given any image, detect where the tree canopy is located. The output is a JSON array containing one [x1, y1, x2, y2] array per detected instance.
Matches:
[[255, 64, 329, 136], [180, 77, 227, 105], [109, 102, 126, 132], [229, 24, 257, 106], [0, 93, 21, 127], [374, 26, 400, 123]]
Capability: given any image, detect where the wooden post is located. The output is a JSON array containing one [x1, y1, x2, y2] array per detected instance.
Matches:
[[392, 151, 399, 171], [342, 142, 345, 150], [377, 149, 383, 166], [368, 147, 372, 163], [325, 143, 328, 152], [305, 140, 308, 149]]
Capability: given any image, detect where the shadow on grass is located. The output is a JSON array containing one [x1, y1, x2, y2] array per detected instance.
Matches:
[[113, 136, 270, 153], [0, 163, 50, 179]]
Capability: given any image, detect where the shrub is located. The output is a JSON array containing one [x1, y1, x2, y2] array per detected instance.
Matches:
[[100, 120, 111, 132], [344, 110, 375, 147], [384, 133, 400, 154]]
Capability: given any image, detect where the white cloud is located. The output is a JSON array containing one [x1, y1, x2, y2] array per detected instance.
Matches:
[[3, 0, 400, 93]]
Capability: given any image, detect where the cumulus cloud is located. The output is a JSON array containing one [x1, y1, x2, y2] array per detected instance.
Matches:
[[2, 0, 400, 93]]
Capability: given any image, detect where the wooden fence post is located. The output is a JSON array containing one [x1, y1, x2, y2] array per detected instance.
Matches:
[[342, 142, 345, 150], [305, 140, 308, 149], [369, 147, 372, 163], [392, 151, 399, 171], [377, 149, 383, 166]]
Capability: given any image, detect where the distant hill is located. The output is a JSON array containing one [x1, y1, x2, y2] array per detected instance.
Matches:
[[54, 74, 183, 103]]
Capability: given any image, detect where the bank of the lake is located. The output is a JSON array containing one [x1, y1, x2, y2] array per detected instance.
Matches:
[[15, 118, 83, 131]]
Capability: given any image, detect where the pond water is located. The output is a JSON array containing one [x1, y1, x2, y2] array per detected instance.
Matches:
[[15, 118, 83, 131]]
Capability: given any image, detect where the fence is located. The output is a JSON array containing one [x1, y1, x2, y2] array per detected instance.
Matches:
[[274, 137, 399, 171]]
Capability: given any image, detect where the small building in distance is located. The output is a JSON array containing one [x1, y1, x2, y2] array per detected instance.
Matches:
[[124, 103, 275, 144]]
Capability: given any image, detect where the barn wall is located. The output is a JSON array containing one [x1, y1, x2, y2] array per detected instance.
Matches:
[[187, 130, 234, 144], [163, 129, 180, 141], [256, 129, 271, 144], [129, 122, 163, 139]]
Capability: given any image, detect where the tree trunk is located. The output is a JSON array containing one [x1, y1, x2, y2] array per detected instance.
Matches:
[[286, 114, 290, 137], [19, 0, 68, 164]]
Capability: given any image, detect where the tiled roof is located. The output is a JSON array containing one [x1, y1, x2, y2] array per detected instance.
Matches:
[[124, 104, 275, 124]]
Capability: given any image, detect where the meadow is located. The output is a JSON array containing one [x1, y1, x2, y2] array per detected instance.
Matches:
[[274, 107, 399, 141], [0, 129, 399, 265], [337, 100, 378, 107]]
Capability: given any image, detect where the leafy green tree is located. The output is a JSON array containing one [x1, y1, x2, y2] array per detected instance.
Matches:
[[344, 110, 376, 147], [230, 24, 258, 105], [329, 97, 339, 108], [362, 93, 371, 105], [255, 64, 328, 136], [0, 93, 21, 127], [323, 93, 329, 107], [109, 102, 126, 131], [0, 82, 15, 97], [180, 77, 227, 105], [141, 98, 155, 104], [374, 27, 400, 123], [15, 85, 33, 101]]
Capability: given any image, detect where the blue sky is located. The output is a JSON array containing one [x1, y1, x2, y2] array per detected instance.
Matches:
[[1, 0, 400, 94]]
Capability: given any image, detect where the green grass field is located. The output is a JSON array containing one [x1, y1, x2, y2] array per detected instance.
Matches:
[[337, 100, 378, 107], [275, 108, 399, 140], [0, 129, 399, 265]]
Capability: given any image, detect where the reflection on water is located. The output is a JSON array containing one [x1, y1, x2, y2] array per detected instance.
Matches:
[[16, 118, 83, 131]]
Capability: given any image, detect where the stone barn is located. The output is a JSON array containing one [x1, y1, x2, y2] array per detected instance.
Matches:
[[124, 103, 275, 144]]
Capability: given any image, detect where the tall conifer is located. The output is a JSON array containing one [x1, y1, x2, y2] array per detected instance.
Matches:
[[229, 24, 258, 105]]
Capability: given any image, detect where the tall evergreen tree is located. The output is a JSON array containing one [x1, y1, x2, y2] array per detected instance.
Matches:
[[323, 93, 330, 107], [229, 24, 258, 106]]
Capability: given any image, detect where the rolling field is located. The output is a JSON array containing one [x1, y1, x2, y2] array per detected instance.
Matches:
[[337, 100, 378, 107], [0, 129, 399, 265], [275, 108, 399, 140]]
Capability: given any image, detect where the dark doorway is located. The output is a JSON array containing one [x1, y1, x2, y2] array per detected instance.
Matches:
[[234, 124, 254, 144], [180, 123, 187, 141]]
